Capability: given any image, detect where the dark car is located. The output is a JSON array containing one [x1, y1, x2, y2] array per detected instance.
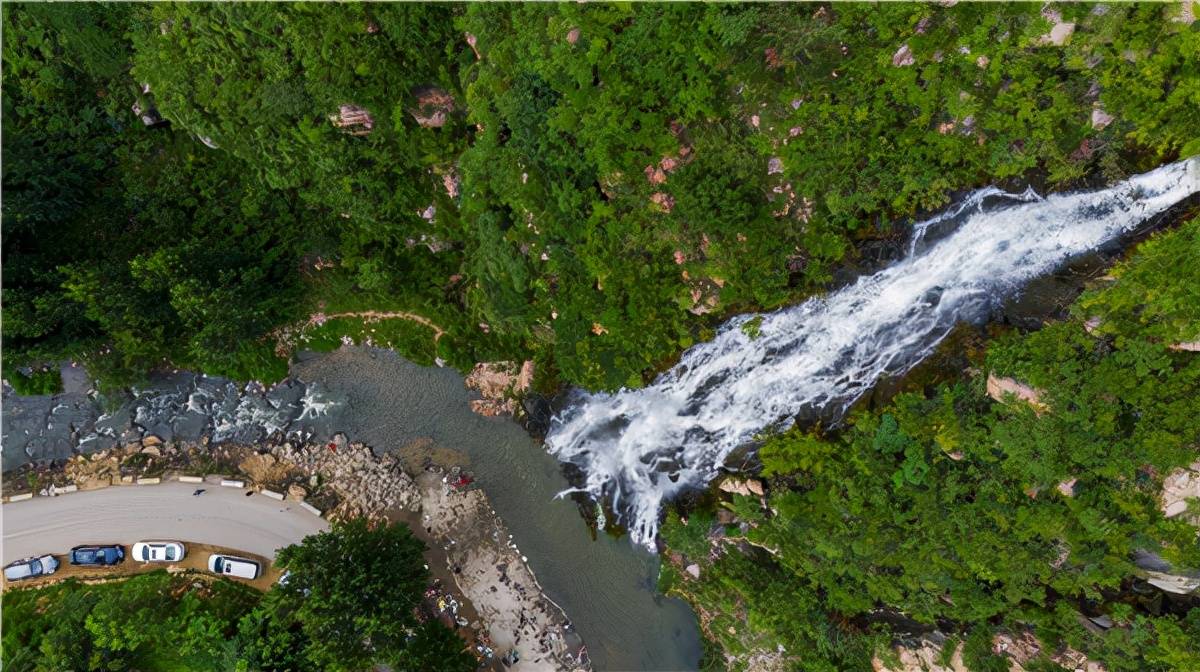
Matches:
[[69, 544, 125, 566]]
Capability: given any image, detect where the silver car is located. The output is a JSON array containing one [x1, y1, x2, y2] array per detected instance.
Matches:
[[4, 555, 59, 581]]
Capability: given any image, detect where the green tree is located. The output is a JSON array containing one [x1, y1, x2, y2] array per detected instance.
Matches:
[[389, 620, 476, 672], [273, 519, 434, 670]]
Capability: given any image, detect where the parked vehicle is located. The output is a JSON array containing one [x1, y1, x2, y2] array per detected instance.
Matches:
[[207, 554, 260, 580], [69, 544, 125, 566], [131, 541, 186, 562], [4, 555, 59, 582]]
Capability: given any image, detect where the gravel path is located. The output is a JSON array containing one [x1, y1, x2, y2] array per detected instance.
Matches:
[[2, 481, 328, 564]]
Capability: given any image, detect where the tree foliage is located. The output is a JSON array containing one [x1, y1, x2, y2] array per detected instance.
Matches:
[[4, 2, 1197, 392], [272, 518, 433, 670]]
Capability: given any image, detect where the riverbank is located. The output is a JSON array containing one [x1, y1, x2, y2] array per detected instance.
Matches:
[[1, 429, 588, 671], [2, 346, 704, 670]]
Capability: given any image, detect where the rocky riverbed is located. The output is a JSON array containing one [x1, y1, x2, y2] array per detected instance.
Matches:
[[1, 365, 341, 471]]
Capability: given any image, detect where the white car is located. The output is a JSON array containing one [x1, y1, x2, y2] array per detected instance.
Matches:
[[208, 554, 260, 580], [131, 541, 186, 563]]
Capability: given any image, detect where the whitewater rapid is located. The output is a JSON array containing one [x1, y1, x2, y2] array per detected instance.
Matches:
[[546, 158, 1200, 548]]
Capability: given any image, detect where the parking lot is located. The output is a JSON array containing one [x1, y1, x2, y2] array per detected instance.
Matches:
[[2, 480, 327, 592], [1, 540, 279, 592]]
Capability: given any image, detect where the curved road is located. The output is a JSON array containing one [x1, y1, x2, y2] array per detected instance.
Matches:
[[2, 482, 328, 564]]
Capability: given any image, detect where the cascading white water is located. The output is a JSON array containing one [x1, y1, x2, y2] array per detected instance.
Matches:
[[547, 158, 1200, 549]]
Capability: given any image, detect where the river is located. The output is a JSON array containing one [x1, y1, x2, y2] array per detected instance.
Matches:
[[290, 348, 703, 670], [1, 350, 703, 670]]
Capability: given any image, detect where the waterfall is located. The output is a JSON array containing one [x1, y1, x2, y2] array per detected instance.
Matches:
[[546, 158, 1200, 549]]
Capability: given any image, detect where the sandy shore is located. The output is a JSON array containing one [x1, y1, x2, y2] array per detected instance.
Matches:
[[413, 469, 589, 671]]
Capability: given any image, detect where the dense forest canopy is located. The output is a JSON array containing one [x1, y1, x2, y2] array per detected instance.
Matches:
[[3, 3, 1199, 671], [4, 2, 1197, 391]]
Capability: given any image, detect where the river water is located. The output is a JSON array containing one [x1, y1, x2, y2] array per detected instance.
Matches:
[[546, 158, 1200, 548], [1, 350, 703, 670], [290, 348, 703, 670]]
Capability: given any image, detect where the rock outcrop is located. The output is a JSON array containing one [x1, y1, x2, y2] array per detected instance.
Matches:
[[464, 361, 534, 417], [329, 104, 374, 135], [411, 86, 455, 128], [718, 477, 765, 497], [986, 373, 1047, 412], [873, 637, 967, 672], [1161, 460, 1200, 519]]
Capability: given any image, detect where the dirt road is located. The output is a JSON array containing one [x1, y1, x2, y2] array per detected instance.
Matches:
[[2, 482, 328, 564]]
